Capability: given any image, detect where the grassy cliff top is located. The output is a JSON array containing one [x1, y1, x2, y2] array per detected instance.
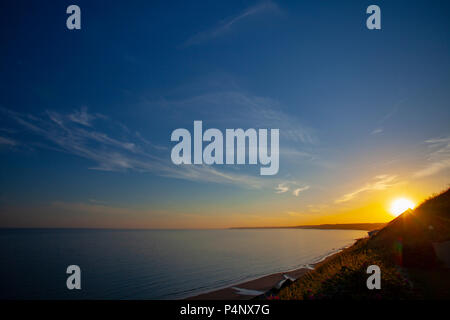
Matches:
[[276, 188, 450, 300]]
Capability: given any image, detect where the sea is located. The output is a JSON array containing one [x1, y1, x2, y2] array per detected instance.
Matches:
[[0, 228, 367, 299]]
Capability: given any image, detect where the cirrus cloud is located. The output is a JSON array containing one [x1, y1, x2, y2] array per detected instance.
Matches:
[[335, 174, 397, 203], [414, 137, 450, 178]]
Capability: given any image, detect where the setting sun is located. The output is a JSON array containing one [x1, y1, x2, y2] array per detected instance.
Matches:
[[390, 198, 415, 216]]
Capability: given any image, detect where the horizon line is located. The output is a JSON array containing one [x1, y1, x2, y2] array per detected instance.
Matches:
[[0, 222, 387, 231]]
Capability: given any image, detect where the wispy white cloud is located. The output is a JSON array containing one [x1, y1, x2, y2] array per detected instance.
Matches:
[[293, 186, 310, 197], [275, 181, 310, 196], [371, 127, 383, 135], [275, 183, 289, 193], [183, 1, 280, 47], [152, 90, 316, 144], [67, 107, 103, 127], [370, 101, 403, 136], [414, 136, 450, 178], [0, 107, 269, 189], [162, 164, 267, 189], [335, 174, 397, 203], [0, 136, 16, 146]]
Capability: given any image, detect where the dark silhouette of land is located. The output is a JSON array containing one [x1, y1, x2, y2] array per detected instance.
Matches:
[[271, 188, 450, 299], [191, 188, 450, 300]]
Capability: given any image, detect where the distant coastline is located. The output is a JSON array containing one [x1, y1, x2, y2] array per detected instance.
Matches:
[[230, 223, 386, 231]]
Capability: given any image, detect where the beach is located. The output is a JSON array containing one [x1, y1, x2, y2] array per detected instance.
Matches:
[[187, 267, 310, 300], [186, 245, 353, 300], [186, 239, 364, 300]]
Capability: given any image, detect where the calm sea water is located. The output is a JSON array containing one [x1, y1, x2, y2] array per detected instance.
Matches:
[[0, 228, 367, 299]]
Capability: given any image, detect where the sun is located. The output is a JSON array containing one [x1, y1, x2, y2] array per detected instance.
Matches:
[[390, 198, 415, 217]]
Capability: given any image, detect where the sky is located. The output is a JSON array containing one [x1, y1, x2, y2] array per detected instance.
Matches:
[[0, 0, 449, 228]]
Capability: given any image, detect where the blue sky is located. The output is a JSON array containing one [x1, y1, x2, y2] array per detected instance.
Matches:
[[0, 0, 449, 228]]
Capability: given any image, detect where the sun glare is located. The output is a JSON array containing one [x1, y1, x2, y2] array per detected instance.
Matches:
[[390, 198, 415, 217]]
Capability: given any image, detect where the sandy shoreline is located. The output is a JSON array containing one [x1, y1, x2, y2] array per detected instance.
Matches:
[[186, 243, 357, 300], [187, 267, 311, 300]]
